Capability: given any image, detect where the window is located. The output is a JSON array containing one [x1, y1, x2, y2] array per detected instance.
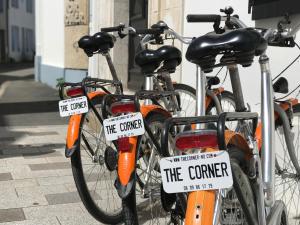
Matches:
[[11, 0, 18, 8], [0, 0, 3, 13], [26, 0, 33, 13], [11, 26, 20, 52], [25, 29, 34, 52]]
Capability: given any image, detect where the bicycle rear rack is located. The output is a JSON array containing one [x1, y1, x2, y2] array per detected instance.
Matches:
[[160, 111, 258, 156]]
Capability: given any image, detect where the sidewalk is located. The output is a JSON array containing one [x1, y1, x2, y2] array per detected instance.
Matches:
[[0, 64, 101, 225]]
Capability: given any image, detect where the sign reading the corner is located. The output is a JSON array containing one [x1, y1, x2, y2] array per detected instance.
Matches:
[[160, 151, 233, 193], [59, 96, 88, 117], [103, 113, 145, 141]]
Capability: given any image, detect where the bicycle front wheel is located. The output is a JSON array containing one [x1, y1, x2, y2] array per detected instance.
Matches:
[[275, 103, 300, 225], [70, 95, 122, 224]]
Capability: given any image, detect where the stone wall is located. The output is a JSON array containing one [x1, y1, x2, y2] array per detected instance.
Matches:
[[64, 0, 88, 70], [148, 0, 184, 82]]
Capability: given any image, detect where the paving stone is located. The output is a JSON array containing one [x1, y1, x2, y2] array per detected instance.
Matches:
[[28, 162, 70, 171], [27, 131, 59, 136], [0, 218, 60, 225], [45, 192, 81, 205], [36, 175, 75, 186], [23, 150, 62, 159], [0, 208, 25, 223], [0, 172, 13, 181], [23, 203, 84, 220]]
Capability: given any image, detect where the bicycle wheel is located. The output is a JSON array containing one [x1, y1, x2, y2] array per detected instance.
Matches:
[[173, 83, 196, 117], [199, 147, 257, 225], [123, 112, 183, 225], [274, 103, 300, 225], [71, 95, 123, 224]]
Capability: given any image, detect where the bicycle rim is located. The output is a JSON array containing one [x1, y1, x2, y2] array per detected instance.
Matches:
[[135, 113, 183, 224], [72, 102, 122, 221], [275, 104, 300, 225]]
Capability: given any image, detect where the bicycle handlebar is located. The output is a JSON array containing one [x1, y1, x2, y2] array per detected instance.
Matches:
[[186, 14, 221, 23], [135, 28, 164, 35], [101, 24, 125, 33]]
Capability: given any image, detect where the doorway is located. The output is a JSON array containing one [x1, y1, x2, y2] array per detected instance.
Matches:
[[0, 30, 5, 62], [128, 0, 148, 89]]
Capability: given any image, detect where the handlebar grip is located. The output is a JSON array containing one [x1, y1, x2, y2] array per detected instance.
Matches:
[[135, 28, 163, 35], [186, 14, 221, 23], [101, 24, 125, 32]]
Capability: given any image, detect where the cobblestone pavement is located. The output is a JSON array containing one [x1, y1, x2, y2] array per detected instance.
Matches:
[[0, 64, 102, 224]]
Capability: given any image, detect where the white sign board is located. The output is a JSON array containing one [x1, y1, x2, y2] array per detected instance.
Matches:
[[160, 151, 233, 193], [59, 96, 88, 117], [103, 112, 145, 141]]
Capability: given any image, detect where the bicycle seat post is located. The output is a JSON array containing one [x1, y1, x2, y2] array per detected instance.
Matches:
[[104, 53, 122, 94], [260, 54, 275, 207], [195, 65, 206, 129], [144, 75, 153, 105], [228, 64, 247, 112]]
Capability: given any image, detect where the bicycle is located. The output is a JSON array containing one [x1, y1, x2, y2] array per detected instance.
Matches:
[[97, 23, 244, 224], [59, 24, 199, 224], [157, 7, 300, 225]]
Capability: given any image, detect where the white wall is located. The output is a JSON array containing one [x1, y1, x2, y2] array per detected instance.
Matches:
[[182, 0, 300, 112], [36, 0, 64, 68], [8, 0, 35, 61]]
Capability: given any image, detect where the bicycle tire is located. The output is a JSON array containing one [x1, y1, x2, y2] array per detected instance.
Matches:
[[222, 147, 258, 225], [206, 90, 235, 113], [71, 95, 123, 224], [274, 102, 300, 225], [172, 83, 197, 117], [122, 112, 176, 225]]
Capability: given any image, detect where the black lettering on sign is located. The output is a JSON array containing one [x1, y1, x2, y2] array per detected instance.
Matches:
[[221, 162, 229, 176], [188, 166, 195, 180], [105, 124, 117, 134], [164, 167, 183, 182], [189, 162, 228, 180], [60, 105, 68, 112]]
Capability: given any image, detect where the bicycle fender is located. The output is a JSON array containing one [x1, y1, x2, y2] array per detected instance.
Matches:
[[65, 114, 82, 158], [185, 190, 215, 225], [256, 98, 298, 150], [185, 148, 216, 225], [140, 105, 171, 118], [115, 136, 138, 199]]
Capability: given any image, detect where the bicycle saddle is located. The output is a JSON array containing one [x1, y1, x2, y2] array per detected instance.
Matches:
[[78, 32, 116, 57], [186, 28, 267, 72], [135, 45, 182, 74]]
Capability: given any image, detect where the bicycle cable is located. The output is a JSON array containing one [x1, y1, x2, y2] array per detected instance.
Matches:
[[274, 42, 300, 100], [272, 42, 300, 81], [221, 68, 229, 85]]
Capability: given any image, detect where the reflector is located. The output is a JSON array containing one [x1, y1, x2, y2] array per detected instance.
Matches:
[[66, 87, 84, 97], [117, 137, 131, 152], [175, 130, 218, 151], [111, 101, 135, 115]]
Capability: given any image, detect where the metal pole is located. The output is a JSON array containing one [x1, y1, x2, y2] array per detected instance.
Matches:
[[196, 66, 206, 129], [228, 65, 246, 112], [260, 54, 275, 207], [144, 76, 153, 105]]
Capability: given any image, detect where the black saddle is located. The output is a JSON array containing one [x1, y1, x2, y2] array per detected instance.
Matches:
[[135, 46, 182, 74], [78, 32, 116, 57], [186, 28, 267, 72]]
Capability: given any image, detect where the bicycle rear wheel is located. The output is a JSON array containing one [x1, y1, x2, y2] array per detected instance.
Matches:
[[122, 112, 183, 224], [275, 103, 300, 225], [70, 95, 122, 224]]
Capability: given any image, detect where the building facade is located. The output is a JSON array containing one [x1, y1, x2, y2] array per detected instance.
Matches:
[[35, 0, 88, 87], [0, 0, 35, 63]]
